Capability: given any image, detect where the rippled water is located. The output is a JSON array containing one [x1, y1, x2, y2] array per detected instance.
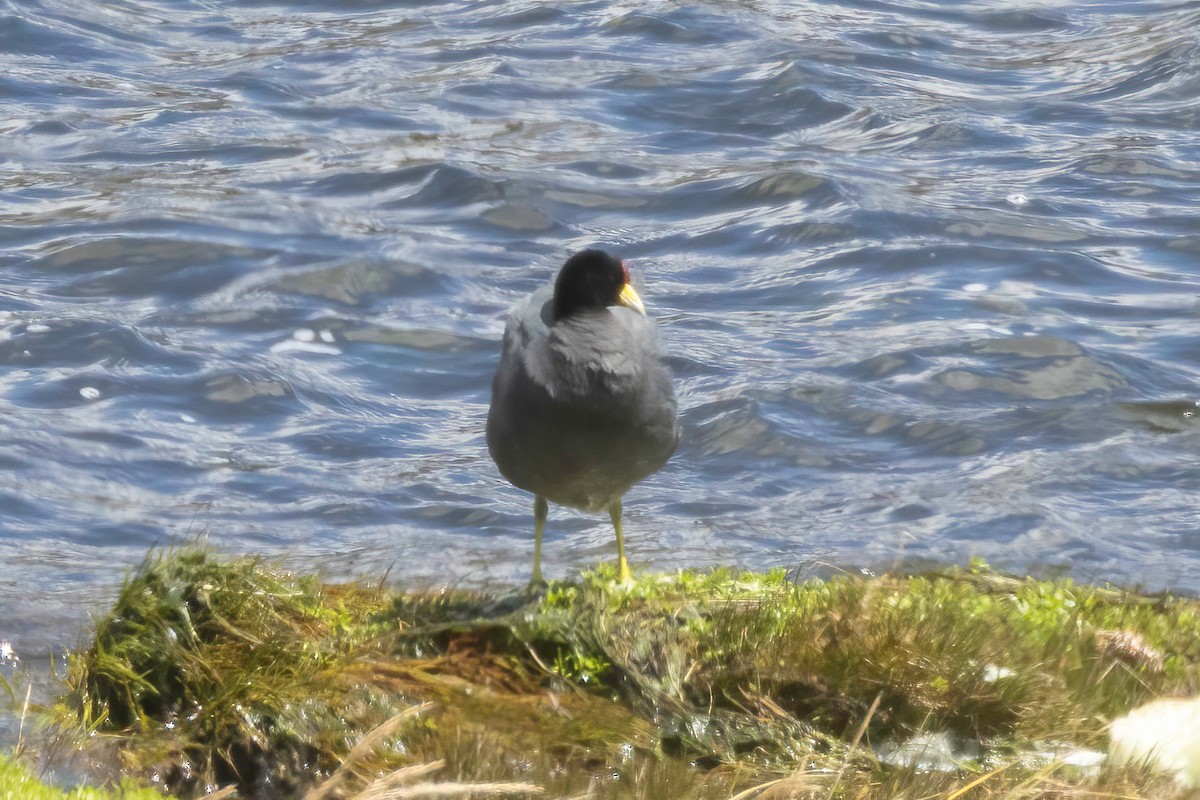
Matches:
[[3, 0, 1200, 679]]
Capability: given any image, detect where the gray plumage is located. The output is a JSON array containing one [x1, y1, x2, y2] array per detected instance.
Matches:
[[486, 249, 679, 583]]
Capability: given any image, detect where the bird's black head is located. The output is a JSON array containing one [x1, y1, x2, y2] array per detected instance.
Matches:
[[552, 249, 645, 321]]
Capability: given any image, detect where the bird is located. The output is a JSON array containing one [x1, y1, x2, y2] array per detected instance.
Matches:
[[487, 249, 680, 586]]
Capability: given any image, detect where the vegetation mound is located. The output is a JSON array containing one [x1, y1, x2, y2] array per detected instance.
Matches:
[[41, 549, 1200, 798]]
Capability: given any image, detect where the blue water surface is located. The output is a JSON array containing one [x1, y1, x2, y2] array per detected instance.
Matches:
[[1, 0, 1199, 684]]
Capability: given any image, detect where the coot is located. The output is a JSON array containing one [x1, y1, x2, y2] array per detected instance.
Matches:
[[487, 249, 680, 585]]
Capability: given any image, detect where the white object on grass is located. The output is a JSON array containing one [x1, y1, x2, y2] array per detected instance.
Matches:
[[1109, 696, 1200, 788]]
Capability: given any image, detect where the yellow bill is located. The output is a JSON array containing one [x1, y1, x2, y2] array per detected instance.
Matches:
[[617, 282, 646, 315]]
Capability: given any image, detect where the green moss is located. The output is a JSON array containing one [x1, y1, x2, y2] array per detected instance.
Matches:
[[60, 547, 398, 796], [0, 753, 168, 800], [51, 550, 1200, 799]]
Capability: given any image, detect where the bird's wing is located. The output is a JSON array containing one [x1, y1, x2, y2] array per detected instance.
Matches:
[[551, 307, 657, 374], [527, 308, 664, 405], [498, 284, 553, 364]]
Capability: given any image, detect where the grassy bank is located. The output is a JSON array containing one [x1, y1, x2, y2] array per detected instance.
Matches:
[[42, 549, 1200, 798]]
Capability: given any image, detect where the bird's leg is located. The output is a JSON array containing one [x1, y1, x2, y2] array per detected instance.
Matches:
[[530, 495, 548, 587], [609, 499, 632, 583]]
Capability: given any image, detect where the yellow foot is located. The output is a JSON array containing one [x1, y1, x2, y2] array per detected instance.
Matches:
[[616, 558, 633, 585]]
